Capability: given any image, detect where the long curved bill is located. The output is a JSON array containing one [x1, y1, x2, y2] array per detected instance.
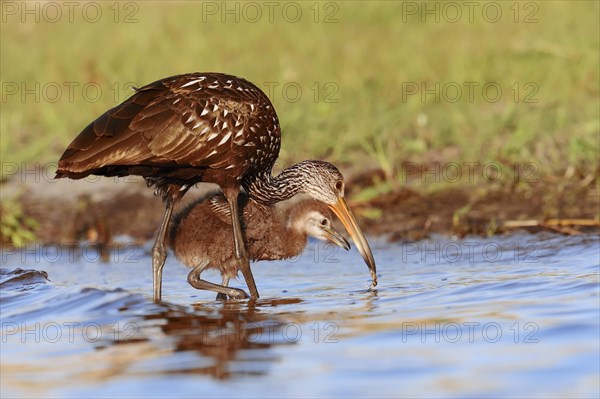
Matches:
[[329, 197, 378, 288]]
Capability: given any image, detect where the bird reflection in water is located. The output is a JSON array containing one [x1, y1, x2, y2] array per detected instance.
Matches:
[[141, 298, 303, 379]]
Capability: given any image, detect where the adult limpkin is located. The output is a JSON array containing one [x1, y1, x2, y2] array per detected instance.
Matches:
[[170, 192, 351, 299], [55, 72, 376, 301]]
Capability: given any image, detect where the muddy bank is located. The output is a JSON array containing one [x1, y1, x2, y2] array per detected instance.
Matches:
[[356, 184, 599, 240], [347, 166, 599, 239], [1, 173, 218, 247], [1, 168, 598, 248]]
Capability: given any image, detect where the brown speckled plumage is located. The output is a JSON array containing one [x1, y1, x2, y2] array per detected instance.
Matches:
[[55, 72, 281, 195]]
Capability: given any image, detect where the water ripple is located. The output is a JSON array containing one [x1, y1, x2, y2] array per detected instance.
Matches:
[[1, 233, 598, 398]]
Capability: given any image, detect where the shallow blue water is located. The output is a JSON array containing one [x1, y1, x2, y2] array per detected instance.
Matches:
[[1, 232, 599, 398]]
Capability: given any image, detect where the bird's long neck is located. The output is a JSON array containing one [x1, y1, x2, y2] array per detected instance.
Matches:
[[243, 163, 307, 205]]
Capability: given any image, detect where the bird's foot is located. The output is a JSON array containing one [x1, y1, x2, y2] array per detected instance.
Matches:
[[227, 289, 249, 300], [215, 293, 228, 301], [215, 290, 249, 300]]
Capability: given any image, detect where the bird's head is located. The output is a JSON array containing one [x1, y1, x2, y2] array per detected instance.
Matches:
[[288, 200, 351, 251], [293, 161, 378, 287]]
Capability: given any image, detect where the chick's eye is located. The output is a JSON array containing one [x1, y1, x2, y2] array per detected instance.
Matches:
[[321, 219, 328, 226]]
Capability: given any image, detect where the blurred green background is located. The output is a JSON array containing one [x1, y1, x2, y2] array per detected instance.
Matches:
[[1, 0, 598, 187]]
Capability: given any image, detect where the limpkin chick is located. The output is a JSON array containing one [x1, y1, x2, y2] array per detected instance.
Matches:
[[169, 193, 351, 300]]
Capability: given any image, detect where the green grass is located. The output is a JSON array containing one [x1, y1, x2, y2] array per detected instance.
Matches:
[[1, 1, 598, 186]]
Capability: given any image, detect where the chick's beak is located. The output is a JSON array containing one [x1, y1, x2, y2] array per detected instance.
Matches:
[[322, 225, 351, 251], [329, 197, 378, 287]]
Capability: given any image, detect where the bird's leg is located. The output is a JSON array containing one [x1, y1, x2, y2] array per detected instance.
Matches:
[[188, 262, 248, 300], [216, 276, 230, 301], [224, 189, 260, 299], [152, 197, 175, 302]]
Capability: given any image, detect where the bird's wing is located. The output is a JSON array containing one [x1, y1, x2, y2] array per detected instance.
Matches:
[[208, 193, 271, 229], [208, 194, 235, 225], [57, 73, 267, 174]]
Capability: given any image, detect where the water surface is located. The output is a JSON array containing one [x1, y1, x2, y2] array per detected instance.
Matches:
[[1, 233, 599, 398]]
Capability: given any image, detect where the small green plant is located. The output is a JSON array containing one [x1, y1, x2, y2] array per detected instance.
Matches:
[[0, 199, 38, 247], [360, 134, 398, 186], [452, 203, 473, 230]]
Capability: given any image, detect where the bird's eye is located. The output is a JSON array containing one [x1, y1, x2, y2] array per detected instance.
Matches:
[[335, 180, 344, 191], [321, 219, 328, 226]]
